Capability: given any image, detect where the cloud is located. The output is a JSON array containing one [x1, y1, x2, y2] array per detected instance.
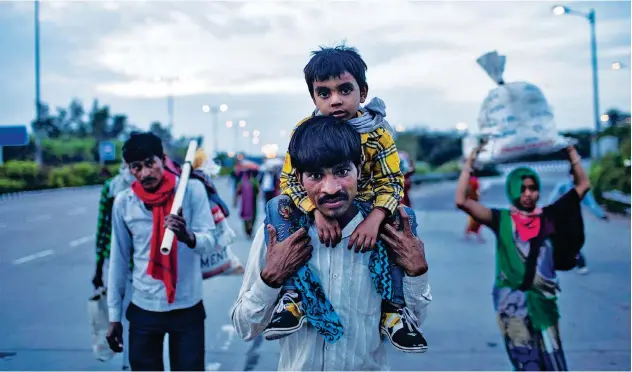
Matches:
[[69, 1, 629, 105], [2, 0, 630, 148]]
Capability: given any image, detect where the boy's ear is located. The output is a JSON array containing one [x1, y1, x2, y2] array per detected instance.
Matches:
[[360, 84, 369, 103], [294, 169, 304, 185]]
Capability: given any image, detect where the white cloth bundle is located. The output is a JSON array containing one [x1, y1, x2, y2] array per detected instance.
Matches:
[[475, 51, 573, 163]]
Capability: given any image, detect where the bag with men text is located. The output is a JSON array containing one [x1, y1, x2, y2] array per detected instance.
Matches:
[[200, 202, 244, 279], [474, 51, 574, 163]]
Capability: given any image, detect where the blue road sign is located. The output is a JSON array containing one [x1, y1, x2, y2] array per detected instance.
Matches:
[[0, 125, 29, 146], [99, 141, 116, 163]]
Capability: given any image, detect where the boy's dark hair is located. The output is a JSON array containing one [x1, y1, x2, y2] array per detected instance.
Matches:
[[122, 132, 164, 163], [289, 115, 362, 173], [303, 43, 368, 98]]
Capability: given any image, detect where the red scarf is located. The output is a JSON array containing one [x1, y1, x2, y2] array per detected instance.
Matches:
[[510, 206, 543, 242], [131, 171, 178, 303]]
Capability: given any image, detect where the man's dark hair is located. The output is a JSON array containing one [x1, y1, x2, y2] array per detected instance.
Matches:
[[122, 132, 164, 163], [289, 115, 362, 173], [303, 43, 368, 98]]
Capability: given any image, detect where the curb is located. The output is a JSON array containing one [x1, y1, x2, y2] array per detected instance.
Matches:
[[0, 185, 102, 202]]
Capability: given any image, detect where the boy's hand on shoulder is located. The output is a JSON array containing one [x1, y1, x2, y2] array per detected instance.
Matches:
[[314, 209, 341, 247], [349, 208, 386, 253]]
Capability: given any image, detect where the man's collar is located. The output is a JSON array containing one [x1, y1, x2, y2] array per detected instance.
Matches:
[[340, 212, 364, 239]]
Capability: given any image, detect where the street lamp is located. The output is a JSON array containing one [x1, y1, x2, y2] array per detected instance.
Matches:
[[552, 5, 601, 158], [611, 61, 628, 70], [201, 103, 228, 154], [456, 122, 469, 132]]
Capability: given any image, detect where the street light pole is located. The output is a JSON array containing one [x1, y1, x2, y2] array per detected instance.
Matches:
[[201, 103, 228, 155], [238, 120, 247, 154], [234, 122, 239, 153], [553, 5, 602, 159], [588, 9, 601, 159], [167, 94, 174, 130], [211, 106, 219, 154], [154, 76, 178, 131], [34, 0, 42, 166]]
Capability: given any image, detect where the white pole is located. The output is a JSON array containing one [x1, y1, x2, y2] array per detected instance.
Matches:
[[160, 140, 198, 255]]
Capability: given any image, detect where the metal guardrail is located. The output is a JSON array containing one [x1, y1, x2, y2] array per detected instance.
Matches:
[[602, 190, 631, 215], [410, 172, 460, 185], [602, 190, 631, 205]]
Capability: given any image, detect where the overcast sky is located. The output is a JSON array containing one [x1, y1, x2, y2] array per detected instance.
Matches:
[[0, 0, 630, 154]]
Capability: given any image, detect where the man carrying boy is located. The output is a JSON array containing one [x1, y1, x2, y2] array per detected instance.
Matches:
[[267, 44, 428, 351], [231, 115, 431, 370]]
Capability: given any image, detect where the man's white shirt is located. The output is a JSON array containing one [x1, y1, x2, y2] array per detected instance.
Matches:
[[231, 212, 432, 371]]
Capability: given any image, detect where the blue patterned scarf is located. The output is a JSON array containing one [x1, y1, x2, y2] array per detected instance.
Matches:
[[265, 196, 410, 343]]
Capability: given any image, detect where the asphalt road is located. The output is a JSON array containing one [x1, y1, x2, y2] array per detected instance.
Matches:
[[0, 168, 629, 371]]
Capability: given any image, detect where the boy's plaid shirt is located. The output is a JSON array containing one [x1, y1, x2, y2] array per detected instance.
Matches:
[[280, 114, 404, 215]]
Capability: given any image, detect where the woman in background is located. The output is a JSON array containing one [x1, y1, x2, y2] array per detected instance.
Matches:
[[235, 168, 260, 238], [455, 143, 590, 371]]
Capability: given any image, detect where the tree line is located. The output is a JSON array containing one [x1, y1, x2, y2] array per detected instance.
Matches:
[[3, 98, 201, 165]]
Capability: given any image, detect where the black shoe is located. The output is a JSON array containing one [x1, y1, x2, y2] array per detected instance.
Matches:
[[380, 305, 428, 353], [263, 292, 306, 341]]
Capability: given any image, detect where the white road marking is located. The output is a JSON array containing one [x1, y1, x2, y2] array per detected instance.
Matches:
[[206, 362, 222, 371], [480, 181, 492, 192], [67, 207, 87, 216], [13, 249, 54, 265], [69, 235, 94, 247], [220, 324, 236, 351], [27, 214, 52, 223]]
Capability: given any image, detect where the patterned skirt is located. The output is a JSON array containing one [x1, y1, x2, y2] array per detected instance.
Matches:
[[493, 287, 568, 371]]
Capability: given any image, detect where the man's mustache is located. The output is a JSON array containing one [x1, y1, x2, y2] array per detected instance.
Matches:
[[141, 177, 157, 185], [318, 192, 349, 205]]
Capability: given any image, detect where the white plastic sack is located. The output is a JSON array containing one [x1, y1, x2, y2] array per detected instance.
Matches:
[[201, 245, 245, 279], [210, 204, 236, 249], [461, 135, 481, 160], [475, 51, 573, 163], [88, 287, 114, 362], [201, 203, 244, 279]]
